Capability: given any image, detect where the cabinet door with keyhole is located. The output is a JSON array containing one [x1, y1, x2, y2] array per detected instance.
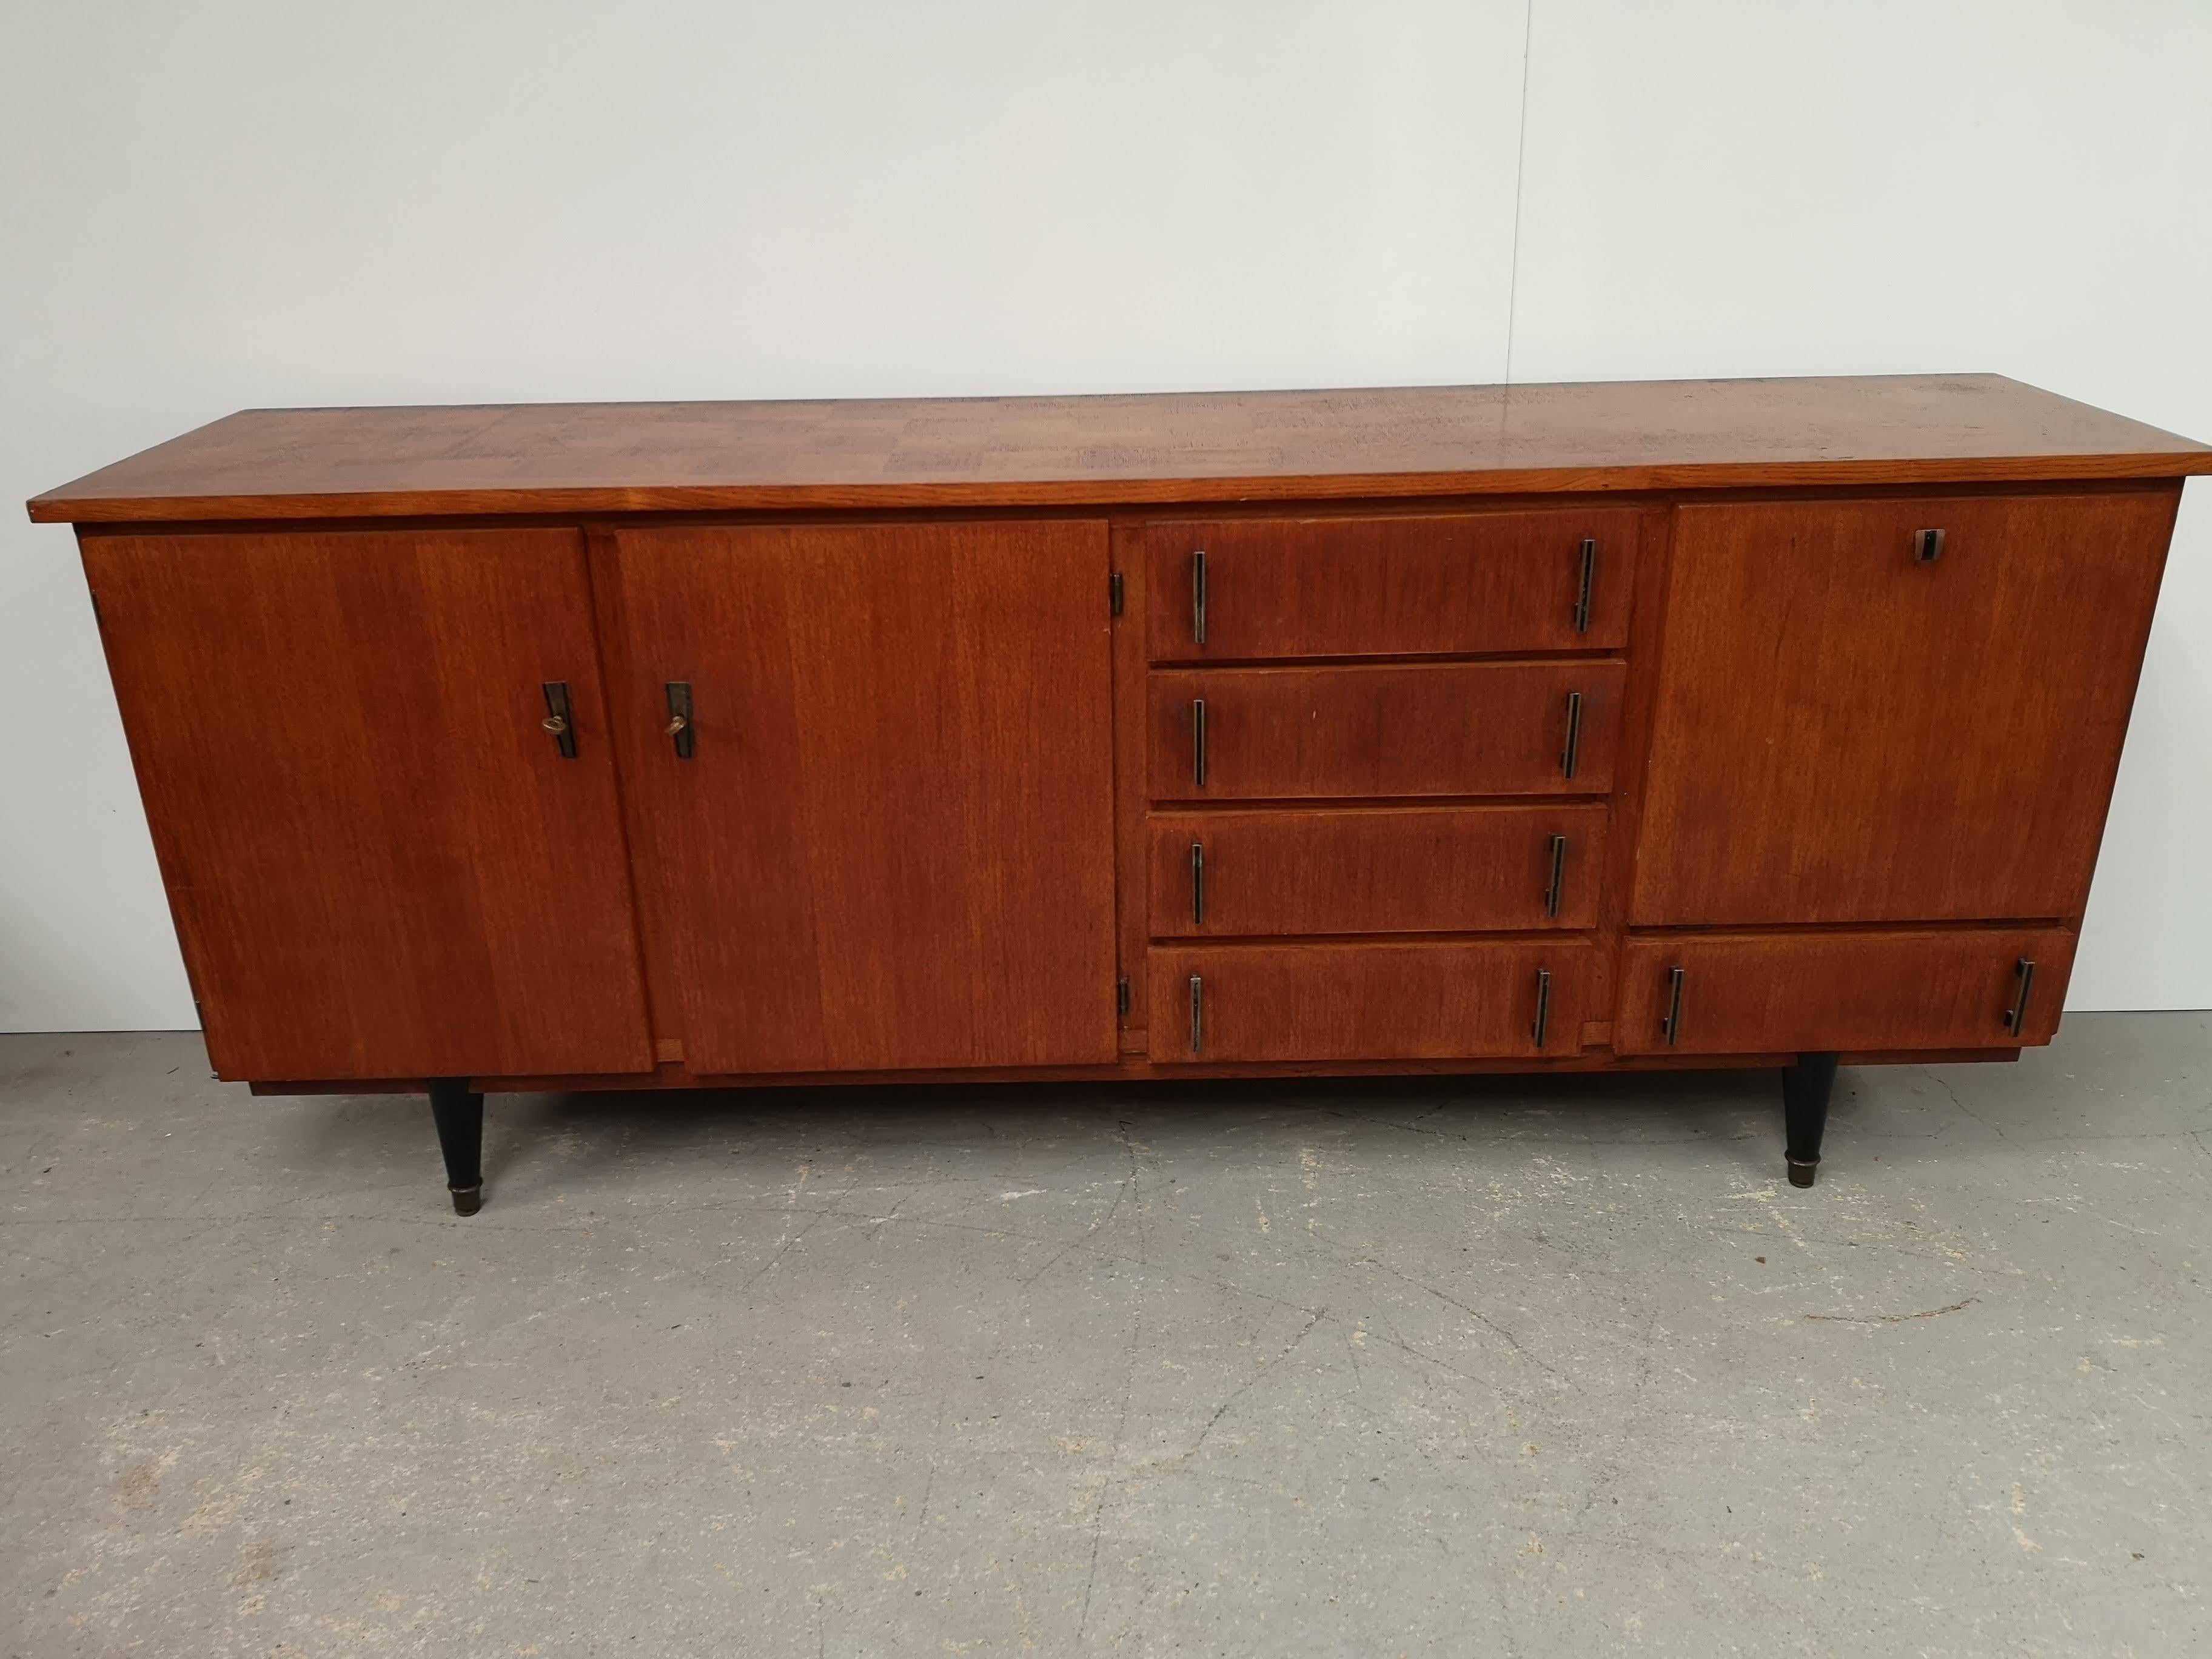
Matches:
[[603, 521, 1119, 1074], [1631, 490, 2179, 925], [80, 528, 654, 1081]]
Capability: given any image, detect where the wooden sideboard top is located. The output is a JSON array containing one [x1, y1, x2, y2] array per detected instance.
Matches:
[[28, 374, 2211, 525]]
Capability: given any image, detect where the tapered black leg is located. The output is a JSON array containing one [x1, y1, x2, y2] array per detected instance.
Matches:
[[1781, 1051, 1838, 1188], [427, 1077, 484, 1216]]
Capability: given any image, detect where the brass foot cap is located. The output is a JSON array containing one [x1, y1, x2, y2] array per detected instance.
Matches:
[[450, 1184, 483, 1216], [1786, 1159, 1818, 1189]]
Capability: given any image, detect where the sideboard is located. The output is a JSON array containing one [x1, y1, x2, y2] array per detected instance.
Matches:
[[30, 376, 2210, 1212]]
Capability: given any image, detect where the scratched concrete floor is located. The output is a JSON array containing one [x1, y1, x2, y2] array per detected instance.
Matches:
[[2, 1017, 2208, 1657]]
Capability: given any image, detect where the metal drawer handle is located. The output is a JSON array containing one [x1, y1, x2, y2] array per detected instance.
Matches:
[[664, 682, 695, 759], [1915, 527, 1946, 563], [1660, 965, 1685, 1046], [1543, 833, 1569, 919], [540, 682, 577, 759], [1189, 974, 1204, 1054], [1573, 537, 1597, 632], [1192, 549, 1208, 646], [1561, 691, 1584, 780], [1191, 698, 1208, 789], [1190, 841, 1205, 926], [2003, 957, 2036, 1037], [1531, 968, 1552, 1050]]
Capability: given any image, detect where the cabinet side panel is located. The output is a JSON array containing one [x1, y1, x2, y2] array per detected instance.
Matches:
[[79, 528, 655, 1080]]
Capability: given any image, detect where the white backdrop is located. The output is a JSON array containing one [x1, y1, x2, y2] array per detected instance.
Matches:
[[2, 0, 2206, 1031]]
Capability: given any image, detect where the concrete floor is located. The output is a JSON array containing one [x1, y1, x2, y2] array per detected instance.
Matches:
[[2, 1019, 2208, 1657]]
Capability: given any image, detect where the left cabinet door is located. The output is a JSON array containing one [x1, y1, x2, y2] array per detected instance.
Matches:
[[82, 529, 655, 1082]]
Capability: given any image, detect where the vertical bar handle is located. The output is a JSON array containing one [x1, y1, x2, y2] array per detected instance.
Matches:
[[1190, 841, 1205, 926], [1914, 528, 1946, 563], [664, 681, 695, 759], [1543, 833, 1569, 919], [1560, 691, 1584, 780], [1188, 974, 1204, 1054], [1192, 698, 1208, 789], [1192, 549, 1208, 647], [1531, 968, 1552, 1050], [540, 682, 577, 759], [2003, 957, 2036, 1037], [1572, 537, 1597, 633], [1660, 965, 1686, 1047]]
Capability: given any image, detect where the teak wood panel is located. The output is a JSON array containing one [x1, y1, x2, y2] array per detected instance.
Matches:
[[1631, 491, 2178, 925], [1147, 806, 1607, 937], [1614, 928, 2075, 1055], [1139, 510, 1639, 660], [30, 376, 2211, 521], [604, 521, 1118, 1074], [78, 528, 653, 1081], [1148, 662, 1623, 802], [1148, 940, 1597, 1063]]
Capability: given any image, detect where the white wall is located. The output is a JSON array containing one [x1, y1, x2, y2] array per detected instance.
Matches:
[[1, 0, 2206, 1030]]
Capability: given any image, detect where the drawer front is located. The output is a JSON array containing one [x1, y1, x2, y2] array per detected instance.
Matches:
[[1149, 805, 1607, 937], [1149, 941, 1597, 1063], [1141, 510, 1640, 661], [1614, 928, 2074, 1056], [1141, 513, 1646, 663], [1149, 662, 1623, 802]]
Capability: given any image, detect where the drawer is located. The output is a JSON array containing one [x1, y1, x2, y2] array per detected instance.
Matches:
[[1148, 940, 1597, 1063], [1139, 511, 1639, 661], [1148, 662, 1623, 802], [1148, 805, 1606, 937], [1614, 928, 2075, 1056]]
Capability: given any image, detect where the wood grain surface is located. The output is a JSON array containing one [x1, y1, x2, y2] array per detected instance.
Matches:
[[79, 528, 654, 1081], [1631, 489, 2179, 925], [30, 375, 2211, 523], [602, 520, 1118, 1073], [1147, 806, 1607, 937], [1148, 662, 1623, 802], [1614, 928, 2074, 1054], [1139, 509, 1640, 660], [1148, 940, 1597, 1062]]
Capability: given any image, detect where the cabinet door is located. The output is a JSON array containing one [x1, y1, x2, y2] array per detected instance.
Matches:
[[605, 522, 1118, 1073], [1632, 491, 2177, 925], [82, 529, 654, 1081]]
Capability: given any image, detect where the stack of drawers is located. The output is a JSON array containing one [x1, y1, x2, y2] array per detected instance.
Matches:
[[1134, 510, 1640, 1064]]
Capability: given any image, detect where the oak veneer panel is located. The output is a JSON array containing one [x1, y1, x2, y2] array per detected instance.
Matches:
[[31, 375, 2211, 522], [1147, 806, 1607, 937], [1148, 662, 1623, 802], [1631, 491, 2178, 925], [79, 528, 653, 1081], [606, 521, 1117, 1074], [1140, 509, 1639, 660], [1149, 940, 1597, 1063], [1614, 928, 2074, 1055]]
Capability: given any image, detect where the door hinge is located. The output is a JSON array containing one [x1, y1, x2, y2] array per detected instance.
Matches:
[[1109, 571, 1124, 617], [1116, 977, 1130, 1017]]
